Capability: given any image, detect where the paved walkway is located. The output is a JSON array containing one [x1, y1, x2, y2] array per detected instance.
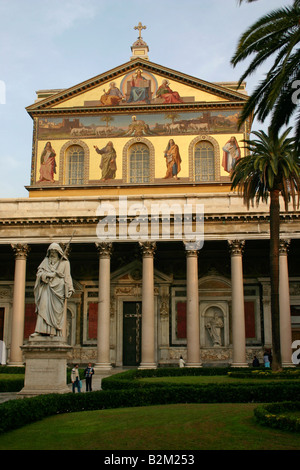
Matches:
[[0, 367, 127, 404]]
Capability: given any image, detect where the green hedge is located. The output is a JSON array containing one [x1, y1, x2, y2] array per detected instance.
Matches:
[[0, 366, 25, 375], [0, 366, 84, 392], [0, 367, 25, 392], [0, 376, 24, 393], [101, 367, 300, 390], [228, 369, 300, 379], [2, 382, 300, 434], [1, 367, 300, 435], [254, 402, 300, 433]]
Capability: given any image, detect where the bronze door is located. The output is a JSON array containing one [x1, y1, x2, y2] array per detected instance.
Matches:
[[123, 301, 142, 366]]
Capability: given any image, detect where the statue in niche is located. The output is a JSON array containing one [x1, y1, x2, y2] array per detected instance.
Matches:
[[205, 308, 224, 347], [31, 243, 74, 338]]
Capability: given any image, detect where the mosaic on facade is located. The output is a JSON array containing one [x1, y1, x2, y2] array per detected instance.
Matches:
[[38, 109, 243, 140]]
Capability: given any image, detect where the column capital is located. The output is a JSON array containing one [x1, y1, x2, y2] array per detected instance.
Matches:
[[184, 241, 201, 255], [11, 243, 30, 259], [228, 240, 245, 256], [95, 242, 113, 258], [139, 241, 156, 257], [279, 239, 290, 255], [185, 248, 199, 258]]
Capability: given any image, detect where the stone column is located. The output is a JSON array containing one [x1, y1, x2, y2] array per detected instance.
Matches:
[[279, 239, 294, 367], [139, 241, 157, 369], [185, 245, 201, 367], [229, 240, 248, 367], [95, 242, 113, 373], [9, 244, 30, 366]]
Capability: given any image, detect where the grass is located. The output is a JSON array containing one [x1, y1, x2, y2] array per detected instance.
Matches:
[[0, 374, 22, 381], [0, 403, 299, 450]]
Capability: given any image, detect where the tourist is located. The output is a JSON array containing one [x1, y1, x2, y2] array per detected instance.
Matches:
[[263, 351, 270, 368], [84, 363, 95, 392], [179, 355, 185, 368], [252, 355, 260, 367], [71, 364, 81, 393]]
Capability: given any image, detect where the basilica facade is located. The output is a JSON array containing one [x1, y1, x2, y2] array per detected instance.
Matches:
[[1, 29, 299, 370]]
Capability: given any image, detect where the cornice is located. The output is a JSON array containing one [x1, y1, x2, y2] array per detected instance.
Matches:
[[0, 212, 299, 228], [27, 100, 246, 118]]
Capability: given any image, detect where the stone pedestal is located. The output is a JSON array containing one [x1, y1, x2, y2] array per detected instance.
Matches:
[[19, 336, 71, 397]]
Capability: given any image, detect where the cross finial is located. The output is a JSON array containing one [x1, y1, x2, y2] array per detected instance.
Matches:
[[134, 22, 146, 39]]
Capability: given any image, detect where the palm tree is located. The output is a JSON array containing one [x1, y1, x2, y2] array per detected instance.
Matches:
[[231, 127, 300, 370], [231, 1, 300, 151], [164, 112, 180, 125], [101, 115, 114, 127]]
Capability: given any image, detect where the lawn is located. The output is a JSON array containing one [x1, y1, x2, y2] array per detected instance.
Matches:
[[0, 403, 299, 450]]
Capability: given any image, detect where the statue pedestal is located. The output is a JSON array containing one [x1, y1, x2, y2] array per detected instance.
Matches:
[[19, 336, 71, 397]]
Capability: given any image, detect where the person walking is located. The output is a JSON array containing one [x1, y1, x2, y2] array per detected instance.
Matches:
[[179, 355, 185, 368], [84, 363, 95, 392], [263, 351, 270, 368], [252, 355, 260, 367], [71, 364, 81, 393]]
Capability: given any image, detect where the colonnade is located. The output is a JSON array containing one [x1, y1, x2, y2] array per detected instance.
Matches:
[[8, 239, 294, 368]]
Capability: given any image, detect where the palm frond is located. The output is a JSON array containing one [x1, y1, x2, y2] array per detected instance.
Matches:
[[231, 128, 300, 211], [232, 1, 300, 137]]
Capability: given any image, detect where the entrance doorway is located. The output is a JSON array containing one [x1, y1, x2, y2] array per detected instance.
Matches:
[[123, 301, 142, 366]]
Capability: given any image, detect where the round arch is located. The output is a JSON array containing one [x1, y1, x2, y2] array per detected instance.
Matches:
[[59, 139, 90, 185], [122, 137, 155, 183], [188, 135, 220, 182]]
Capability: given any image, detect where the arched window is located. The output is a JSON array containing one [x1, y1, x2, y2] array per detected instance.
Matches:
[[194, 141, 215, 182], [66, 145, 84, 185], [128, 143, 150, 183]]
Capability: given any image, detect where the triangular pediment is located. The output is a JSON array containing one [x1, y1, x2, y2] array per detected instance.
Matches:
[[111, 260, 173, 284], [26, 58, 247, 114]]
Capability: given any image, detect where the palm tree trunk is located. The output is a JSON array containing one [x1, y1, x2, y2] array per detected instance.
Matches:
[[269, 189, 281, 370]]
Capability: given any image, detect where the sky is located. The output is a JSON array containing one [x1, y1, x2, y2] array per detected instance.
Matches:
[[0, 0, 292, 198]]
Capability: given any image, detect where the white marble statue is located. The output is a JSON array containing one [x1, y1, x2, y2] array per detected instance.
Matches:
[[206, 310, 224, 347], [32, 243, 74, 337]]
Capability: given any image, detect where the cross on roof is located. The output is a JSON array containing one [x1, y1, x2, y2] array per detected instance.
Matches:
[[134, 22, 146, 39]]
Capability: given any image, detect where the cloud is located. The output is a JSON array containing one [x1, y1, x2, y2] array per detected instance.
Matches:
[[42, 0, 100, 35]]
